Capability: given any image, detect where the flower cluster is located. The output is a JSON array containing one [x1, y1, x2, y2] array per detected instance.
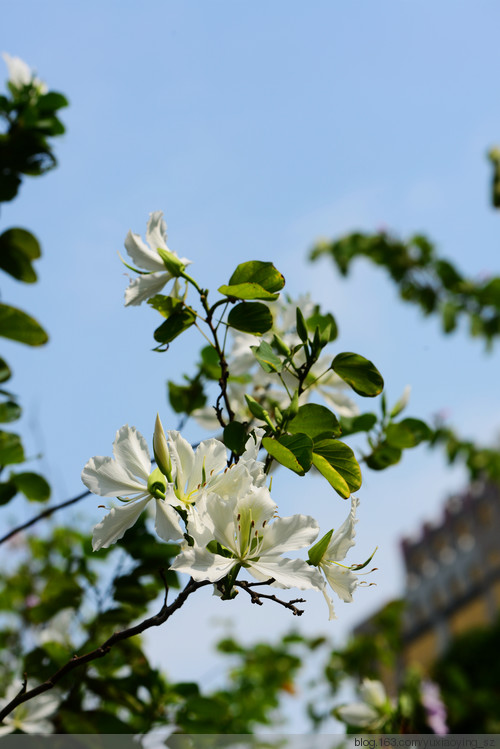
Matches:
[[83, 417, 364, 616]]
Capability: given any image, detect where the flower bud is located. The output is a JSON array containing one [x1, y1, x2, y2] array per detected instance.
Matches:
[[153, 414, 172, 481], [157, 247, 186, 277]]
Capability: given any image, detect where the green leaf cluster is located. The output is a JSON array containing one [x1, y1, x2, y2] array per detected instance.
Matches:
[[311, 230, 500, 347]]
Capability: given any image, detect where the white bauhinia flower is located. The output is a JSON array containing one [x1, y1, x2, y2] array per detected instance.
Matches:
[[336, 678, 392, 729], [2, 52, 47, 93], [161, 416, 266, 501], [82, 424, 184, 550], [123, 211, 191, 306], [171, 486, 325, 591], [0, 683, 59, 735], [83, 418, 266, 550], [309, 497, 360, 620]]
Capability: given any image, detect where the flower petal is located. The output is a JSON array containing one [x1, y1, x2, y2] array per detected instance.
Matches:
[[154, 498, 184, 542], [2, 53, 32, 87], [20, 719, 54, 734], [203, 493, 238, 553], [322, 587, 337, 621], [188, 438, 227, 494], [92, 495, 151, 550], [208, 461, 253, 500], [248, 555, 324, 590], [124, 271, 171, 306], [145, 210, 169, 252], [260, 513, 319, 555], [321, 562, 358, 602], [124, 228, 165, 272], [21, 692, 60, 722], [81, 455, 147, 497], [112, 425, 151, 481], [167, 431, 195, 496], [170, 547, 236, 582], [360, 679, 387, 709], [326, 497, 359, 561], [336, 702, 379, 727], [236, 486, 277, 527]]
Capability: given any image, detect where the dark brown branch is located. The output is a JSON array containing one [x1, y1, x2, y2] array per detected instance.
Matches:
[[0, 576, 210, 722], [235, 579, 306, 616], [202, 296, 235, 428], [0, 489, 90, 546]]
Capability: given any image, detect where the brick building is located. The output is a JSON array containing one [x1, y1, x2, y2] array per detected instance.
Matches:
[[400, 480, 500, 672]]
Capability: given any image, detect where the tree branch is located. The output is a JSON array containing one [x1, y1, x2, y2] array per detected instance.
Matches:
[[0, 575, 210, 722], [235, 579, 306, 616], [0, 489, 90, 546]]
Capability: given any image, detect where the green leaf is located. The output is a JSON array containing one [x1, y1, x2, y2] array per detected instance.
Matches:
[[441, 301, 458, 333], [312, 439, 362, 497], [365, 442, 402, 470], [168, 379, 206, 415], [227, 302, 272, 335], [385, 417, 432, 449], [288, 404, 341, 440], [308, 529, 334, 566], [0, 303, 48, 345], [11, 472, 50, 502], [148, 294, 182, 318], [0, 430, 25, 465], [306, 309, 338, 343], [200, 345, 221, 379], [218, 282, 279, 301], [478, 277, 500, 307], [223, 421, 248, 456], [251, 340, 283, 372], [0, 481, 16, 506], [0, 228, 41, 283], [311, 453, 349, 497], [153, 306, 196, 344], [38, 91, 69, 111], [262, 433, 313, 475], [0, 358, 11, 383], [0, 399, 21, 423], [228, 260, 285, 293], [332, 351, 384, 397], [339, 412, 377, 436]]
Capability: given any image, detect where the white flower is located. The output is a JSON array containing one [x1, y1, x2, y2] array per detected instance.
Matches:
[[336, 678, 391, 729], [171, 486, 325, 591], [0, 683, 59, 735], [82, 424, 183, 550], [83, 418, 266, 550], [2, 53, 47, 93], [312, 497, 360, 620], [123, 211, 191, 306]]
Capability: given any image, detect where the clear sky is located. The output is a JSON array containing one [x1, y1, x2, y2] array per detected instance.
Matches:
[[2, 0, 500, 729]]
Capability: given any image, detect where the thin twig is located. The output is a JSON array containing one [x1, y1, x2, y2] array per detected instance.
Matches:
[[0, 575, 210, 722], [0, 489, 90, 546], [235, 579, 306, 616]]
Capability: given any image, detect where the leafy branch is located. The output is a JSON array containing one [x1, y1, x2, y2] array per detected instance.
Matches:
[[310, 230, 500, 347], [0, 574, 211, 723]]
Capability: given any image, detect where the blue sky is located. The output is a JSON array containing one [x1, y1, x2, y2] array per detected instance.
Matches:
[[3, 0, 500, 727]]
